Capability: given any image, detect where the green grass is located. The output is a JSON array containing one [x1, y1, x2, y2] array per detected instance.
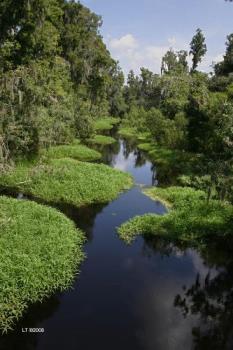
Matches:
[[118, 127, 151, 142], [118, 127, 138, 139], [118, 186, 233, 244], [93, 117, 120, 132], [88, 135, 116, 145], [0, 196, 85, 333], [0, 158, 133, 207], [137, 142, 154, 152], [42, 143, 101, 162]]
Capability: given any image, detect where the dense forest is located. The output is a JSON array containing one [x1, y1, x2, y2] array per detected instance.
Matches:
[[121, 29, 233, 203], [0, 0, 233, 343], [0, 0, 125, 167], [0, 1, 232, 204]]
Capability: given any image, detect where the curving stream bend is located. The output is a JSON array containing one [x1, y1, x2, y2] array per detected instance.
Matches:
[[1, 138, 232, 350]]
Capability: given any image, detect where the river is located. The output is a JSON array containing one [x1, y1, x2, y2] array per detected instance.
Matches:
[[1, 138, 233, 350]]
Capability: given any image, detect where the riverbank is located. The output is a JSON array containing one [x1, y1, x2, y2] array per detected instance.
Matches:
[[118, 186, 233, 244], [117, 127, 233, 245]]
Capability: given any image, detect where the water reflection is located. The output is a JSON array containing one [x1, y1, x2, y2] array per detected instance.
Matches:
[[0, 296, 60, 350], [174, 241, 233, 350], [1, 137, 233, 350]]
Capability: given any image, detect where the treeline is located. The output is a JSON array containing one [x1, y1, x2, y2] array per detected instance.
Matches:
[[0, 0, 125, 166], [122, 29, 233, 201], [0, 1, 233, 202]]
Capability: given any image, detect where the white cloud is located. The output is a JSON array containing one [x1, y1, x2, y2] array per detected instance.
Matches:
[[107, 34, 171, 75], [106, 33, 223, 77], [109, 34, 138, 51], [168, 36, 177, 46]]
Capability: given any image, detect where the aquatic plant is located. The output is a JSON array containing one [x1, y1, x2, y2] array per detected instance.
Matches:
[[93, 117, 120, 132], [42, 143, 101, 162], [118, 127, 138, 139], [0, 158, 133, 207], [88, 135, 117, 145], [0, 196, 85, 333], [118, 187, 233, 244]]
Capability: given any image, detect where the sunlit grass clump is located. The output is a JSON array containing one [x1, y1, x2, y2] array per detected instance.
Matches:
[[0, 196, 85, 333], [118, 127, 138, 139], [93, 117, 120, 132], [88, 135, 116, 145], [0, 158, 133, 207], [118, 187, 233, 244], [42, 143, 101, 162]]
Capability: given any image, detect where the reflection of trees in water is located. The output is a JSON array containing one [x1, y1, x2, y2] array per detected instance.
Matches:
[[134, 150, 147, 168], [174, 241, 233, 350], [151, 164, 158, 186], [141, 235, 186, 259], [56, 202, 106, 242], [101, 141, 121, 165], [141, 235, 233, 349], [122, 139, 136, 159], [0, 296, 60, 350]]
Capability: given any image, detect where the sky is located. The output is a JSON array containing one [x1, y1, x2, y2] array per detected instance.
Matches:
[[81, 0, 233, 76]]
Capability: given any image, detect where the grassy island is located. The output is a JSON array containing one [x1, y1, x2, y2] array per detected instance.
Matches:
[[43, 143, 101, 162], [93, 117, 120, 132], [0, 196, 85, 333], [88, 135, 117, 146], [0, 158, 133, 207]]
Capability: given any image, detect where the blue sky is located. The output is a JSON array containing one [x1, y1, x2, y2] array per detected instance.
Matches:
[[81, 0, 233, 76]]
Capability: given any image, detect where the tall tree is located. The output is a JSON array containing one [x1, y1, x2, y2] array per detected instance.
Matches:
[[161, 49, 178, 74], [215, 34, 233, 75], [189, 28, 207, 71], [161, 49, 189, 74]]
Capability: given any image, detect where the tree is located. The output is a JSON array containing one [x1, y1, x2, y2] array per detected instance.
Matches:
[[215, 34, 233, 76], [189, 28, 207, 71], [161, 49, 178, 74], [161, 49, 189, 75]]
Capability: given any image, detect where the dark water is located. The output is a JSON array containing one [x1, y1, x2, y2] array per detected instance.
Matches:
[[1, 139, 233, 350]]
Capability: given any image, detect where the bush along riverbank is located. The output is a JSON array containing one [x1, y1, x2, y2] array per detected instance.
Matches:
[[118, 126, 199, 186], [0, 196, 85, 333], [118, 186, 233, 245]]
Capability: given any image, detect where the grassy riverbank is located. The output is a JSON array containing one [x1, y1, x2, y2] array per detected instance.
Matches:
[[0, 196, 85, 333], [0, 158, 133, 207], [118, 186, 233, 244], [118, 127, 138, 139], [88, 135, 117, 146], [93, 117, 120, 132], [42, 143, 102, 162]]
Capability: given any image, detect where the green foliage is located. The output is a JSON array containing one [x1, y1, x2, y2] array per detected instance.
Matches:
[[124, 68, 161, 110], [118, 127, 138, 139], [160, 73, 190, 117], [146, 108, 188, 148], [88, 135, 117, 145], [161, 49, 188, 75], [93, 117, 120, 132], [0, 196, 85, 333], [0, 158, 133, 207], [118, 187, 233, 244], [215, 34, 233, 75], [0, 0, 124, 165], [189, 28, 207, 71], [42, 143, 101, 162]]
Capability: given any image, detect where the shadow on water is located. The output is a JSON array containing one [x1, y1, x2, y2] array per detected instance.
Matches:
[[1, 138, 233, 350]]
